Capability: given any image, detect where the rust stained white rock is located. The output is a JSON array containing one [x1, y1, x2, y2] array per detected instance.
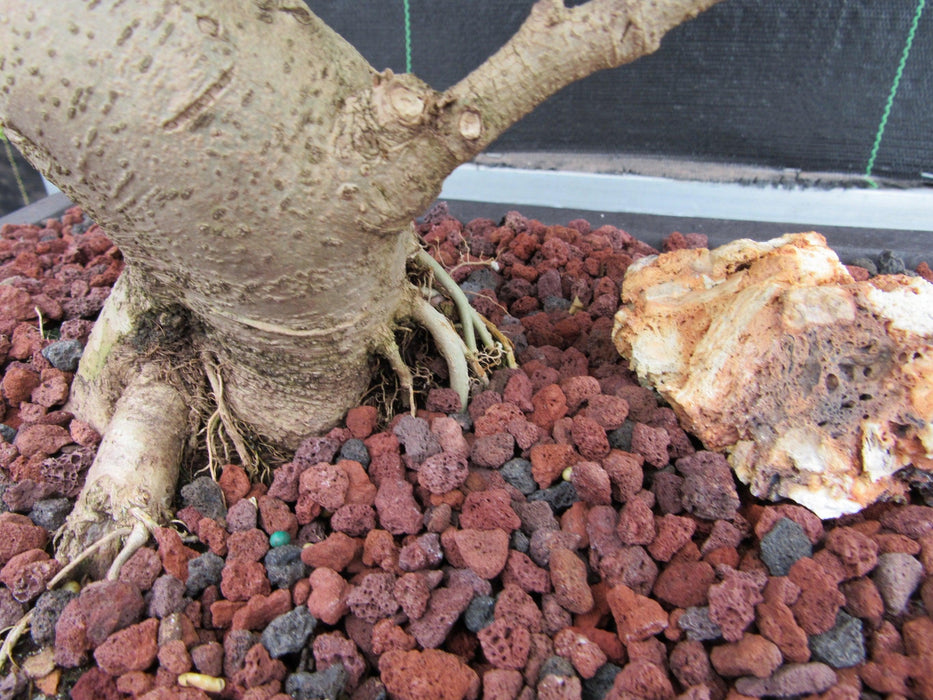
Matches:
[[612, 233, 933, 518]]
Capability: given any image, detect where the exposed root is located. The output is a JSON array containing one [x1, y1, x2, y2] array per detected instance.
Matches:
[[0, 611, 31, 673], [375, 329, 416, 414], [50, 527, 133, 589], [410, 294, 471, 410], [202, 354, 264, 480], [57, 363, 188, 576]]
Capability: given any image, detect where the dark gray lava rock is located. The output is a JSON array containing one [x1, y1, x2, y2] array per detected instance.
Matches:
[[0, 425, 15, 444], [464, 594, 495, 633], [528, 480, 578, 512], [808, 610, 865, 668], [264, 544, 307, 589], [29, 497, 72, 531], [583, 663, 622, 700], [261, 605, 317, 658], [540, 655, 575, 679], [760, 517, 813, 576], [40, 339, 84, 372], [339, 438, 370, 467], [500, 458, 536, 495], [876, 250, 906, 275], [286, 664, 349, 700], [185, 551, 225, 597], [608, 421, 634, 451], [180, 476, 226, 520], [30, 588, 77, 646]]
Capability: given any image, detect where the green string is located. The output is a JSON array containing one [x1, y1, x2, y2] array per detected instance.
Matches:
[[403, 0, 412, 73], [865, 0, 926, 187]]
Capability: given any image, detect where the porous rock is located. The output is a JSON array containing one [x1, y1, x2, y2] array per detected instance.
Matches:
[[613, 233, 933, 518]]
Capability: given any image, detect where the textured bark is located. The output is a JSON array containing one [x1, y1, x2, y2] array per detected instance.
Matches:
[[0, 0, 722, 446]]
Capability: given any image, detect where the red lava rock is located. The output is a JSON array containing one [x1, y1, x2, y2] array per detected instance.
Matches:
[[545, 546, 591, 615], [669, 639, 716, 689], [257, 494, 298, 538], [470, 432, 516, 468], [503, 371, 534, 413], [218, 463, 251, 505], [226, 528, 270, 562], [734, 662, 837, 697], [530, 384, 568, 431], [12, 422, 71, 458], [553, 627, 607, 679], [305, 567, 350, 625], [610, 659, 675, 699], [220, 559, 271, 602], [602, 449, 644, 503], [417, 451, 467, 494], [453, 528, 509, 579], [879, 505, 933, 538], [2, 363, 40, 404], [560, 376, 601, 413], [477, 618, 532, 670], [788, 557, 846, 635], [94, 617, 159, 676], [374, 478, 423, 535], [345, 405, 378, 439], [313, 631, 366, 689], [157, 638, 192, 675], [236, 642, 286, 688], [70, 667, 121, 700], [571, 414, 610, 460], [607, 583, 668, 643], [231, 588, 292, 631], [474, 402, 524, 437], [394, 572, 432, 620], [347, 572, 399, 623], [841, 576, 885, 627], [630, 422, 670, 468], [529, 443, 578, 488], [31, 368, 70, 407], [649, 514, 697, 562], [409, 584, 474, 649], [152, 526, 198, 583], [460, 488, 521, 531], [708, 567, 766, 642], [653, 560, 715, 608], [0, 514, 47, 569], [616, 495, 657, 545], [0, 547, 61, 602], [482, 669, 523, 700], [378, 648, 479, 700], [299, 461, 349, 511], [710, 633, 782, 678], [300, 531, 360, 571], [118, 547, 163, 591]]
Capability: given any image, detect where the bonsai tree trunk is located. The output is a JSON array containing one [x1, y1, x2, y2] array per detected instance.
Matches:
[[0, 0, 722, 562]]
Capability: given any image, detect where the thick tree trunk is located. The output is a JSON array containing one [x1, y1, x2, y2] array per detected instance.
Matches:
[[0, 0, 722, 559]]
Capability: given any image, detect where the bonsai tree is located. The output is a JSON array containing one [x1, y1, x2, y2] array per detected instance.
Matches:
[[0, 0, 721, 564]]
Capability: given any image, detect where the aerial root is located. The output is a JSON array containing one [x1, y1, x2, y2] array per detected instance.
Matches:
[[202, 354, 260, 479], [405, 248, 516, 409], [376, 332, 417, 414]]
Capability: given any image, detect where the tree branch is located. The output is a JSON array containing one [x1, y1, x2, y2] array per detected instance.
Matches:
[[437, 0, 726, 157]]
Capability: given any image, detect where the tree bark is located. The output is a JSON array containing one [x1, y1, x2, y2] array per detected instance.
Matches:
[[0, 0, 722, 448]]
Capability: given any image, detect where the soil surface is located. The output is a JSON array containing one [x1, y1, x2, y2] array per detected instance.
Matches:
[[0, 204, 931, 699]]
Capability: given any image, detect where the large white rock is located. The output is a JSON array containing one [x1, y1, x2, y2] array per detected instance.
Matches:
[[612, 233, 933, 518]]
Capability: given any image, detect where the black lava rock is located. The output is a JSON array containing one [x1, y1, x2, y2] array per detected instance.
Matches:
[[583, 663, 622, 700], [185, 551, 225, 597], [180, 476, 226, 521], [264, 544, 307, 589], [608, 421, 634, 451], [286, 663, 349, 700], [261, 605, 317, 658], [529, 480, 578, 512], [500, 458, 536, 495], [28, 497, 72, 531], [464, 594, 495, 633], [339, 438, 370, 467], [31, 588, 77, 646], [760, 517, 813, 576], [40, 339, 84, 372], [809, 610, 866, 668]]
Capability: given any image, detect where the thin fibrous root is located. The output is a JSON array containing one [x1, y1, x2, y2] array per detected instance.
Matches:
[[203, 354, 259, 478], [376, 331, 417, 414], [410, 294, 471, 410]]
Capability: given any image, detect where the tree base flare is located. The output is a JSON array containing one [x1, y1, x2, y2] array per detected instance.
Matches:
[[56, 364, 188, 575]]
